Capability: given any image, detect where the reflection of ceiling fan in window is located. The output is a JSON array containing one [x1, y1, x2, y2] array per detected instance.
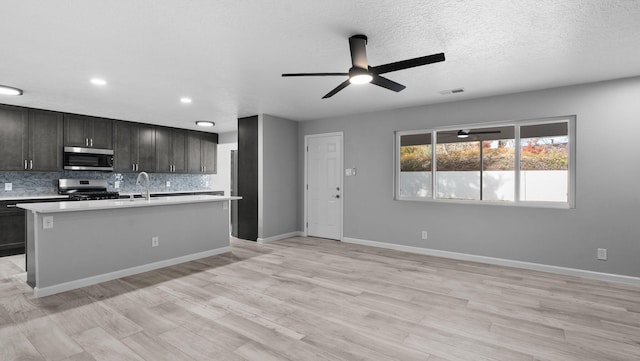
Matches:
[[436, 129, 503, 142], [455, 129, 501, 139]]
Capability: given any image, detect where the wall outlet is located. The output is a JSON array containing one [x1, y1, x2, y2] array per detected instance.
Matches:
[[4, 183, 12, 191], [43, 216, 54, 229], [597, 248, 607, 261], [166, 181, 171, 188], [114, 181, 120, 189], [151, 236, 159, 247], [223, 201, 228, 210], [421, 230, 428, 240]]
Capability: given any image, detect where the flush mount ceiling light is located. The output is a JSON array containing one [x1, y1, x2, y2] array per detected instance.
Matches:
[[90, 78, 107, 86], [195, 121, 215, 127], [0, 85, 23, 96], [180, 97, 192, 104]]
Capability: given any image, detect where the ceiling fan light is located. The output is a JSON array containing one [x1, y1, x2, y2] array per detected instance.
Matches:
[[457, 130, 469, 139], [0, 85, 23, 96], [349, 73, 373, 84]]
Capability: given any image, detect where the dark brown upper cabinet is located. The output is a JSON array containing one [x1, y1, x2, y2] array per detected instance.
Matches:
[[156, 127, 187, 173], [64, 114, 113, 149], [187, 131, 218, 174], [114, 121, 156, 172], [0, 105, 62, 171]]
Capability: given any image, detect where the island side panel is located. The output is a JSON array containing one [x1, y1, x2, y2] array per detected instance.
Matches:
[[34, 201, 229, 289], [26, 211, 36, 287]]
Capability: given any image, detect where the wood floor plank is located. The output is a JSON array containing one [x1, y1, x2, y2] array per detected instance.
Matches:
[[19, 315, 84, 361], [121, 331, 196, 361], [72, 327, 144, 361], [0, 325, 45, 361], [1, 236, 639, 361]]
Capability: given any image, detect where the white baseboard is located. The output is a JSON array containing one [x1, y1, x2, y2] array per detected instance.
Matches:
[[34, 246, 231, 298], [342, 237, 640, 286], [257, 231, 303, 244]]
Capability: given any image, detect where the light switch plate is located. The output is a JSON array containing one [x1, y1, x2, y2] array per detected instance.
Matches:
[[166, 181, 171, 187], [4, 183, 12, 191]]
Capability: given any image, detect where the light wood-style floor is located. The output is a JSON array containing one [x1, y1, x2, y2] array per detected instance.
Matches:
[[1, 237, 640, 361]]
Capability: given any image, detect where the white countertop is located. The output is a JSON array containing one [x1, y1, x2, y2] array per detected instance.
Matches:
[[18, 195, 241, 213], [119, 190, 224, 196], [0, 195, 68, 202], [1, 190, 223, 202]]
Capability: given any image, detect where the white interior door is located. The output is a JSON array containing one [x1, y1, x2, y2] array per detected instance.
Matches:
[[306, 133, 342, 240]]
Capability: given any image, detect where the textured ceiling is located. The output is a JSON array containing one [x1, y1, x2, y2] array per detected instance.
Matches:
[[1, 0, 639, 133]]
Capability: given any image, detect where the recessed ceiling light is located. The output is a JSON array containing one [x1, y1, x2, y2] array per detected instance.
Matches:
[[195, 121, 215, 127], [90, 78, 107, 86], [180, 97, 192, 104], [0, 85, 23, 96]]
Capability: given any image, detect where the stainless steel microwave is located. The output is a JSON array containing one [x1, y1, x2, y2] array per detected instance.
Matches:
[[63, 147, 114, 171]]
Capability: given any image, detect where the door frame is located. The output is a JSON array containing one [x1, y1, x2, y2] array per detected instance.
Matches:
[[304, 132, 344, 241]]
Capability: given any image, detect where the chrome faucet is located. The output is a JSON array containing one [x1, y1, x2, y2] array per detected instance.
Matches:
[[136, 171, 150, 200]]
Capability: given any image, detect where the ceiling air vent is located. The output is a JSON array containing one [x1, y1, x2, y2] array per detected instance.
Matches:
[[438, 88, 465, 95]]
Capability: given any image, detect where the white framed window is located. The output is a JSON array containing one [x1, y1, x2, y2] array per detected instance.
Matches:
[[395, 116, 575, 208]]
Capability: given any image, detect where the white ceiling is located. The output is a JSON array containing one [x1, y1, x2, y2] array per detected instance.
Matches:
[[1, 0, 639, 134]]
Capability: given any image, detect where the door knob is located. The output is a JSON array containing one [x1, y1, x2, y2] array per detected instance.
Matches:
[[335, 195, 340, 199], [336, 187, 340, 191]]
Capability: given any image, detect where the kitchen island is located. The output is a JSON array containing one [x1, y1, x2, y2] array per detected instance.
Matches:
[[19, 195, 240, 297]]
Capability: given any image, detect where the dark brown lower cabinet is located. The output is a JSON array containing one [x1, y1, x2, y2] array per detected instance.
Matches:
[[0, 199, 63, 257], [0, 202, 26, 256]]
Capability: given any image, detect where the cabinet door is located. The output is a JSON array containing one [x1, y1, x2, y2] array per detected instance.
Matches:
[[29, 110, 63, 171], [155, 127, 172, 173], [90, 117, 113, 149], [114, 122, 135, 172], [0, 105, 28, 171], [0, 207, 25, 256], [187, 131, 203, 173], [137, 124, 156, 172], [63, 114, 89, 147], [171, 129, 188, 173], [202, 133, 217, 174]]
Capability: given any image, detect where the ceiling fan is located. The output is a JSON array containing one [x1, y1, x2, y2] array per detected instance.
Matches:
[[282, 34, 445, 99], [455, 130, 501, 139]]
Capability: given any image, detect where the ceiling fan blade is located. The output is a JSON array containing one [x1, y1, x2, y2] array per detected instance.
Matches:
[[372, 53, 445, 75], [322, 80, 351, 99], [371, 75, 406, 92], [348, 34, 369, 69], [282, 72, 348, 77], [469, 130, 501, 135]]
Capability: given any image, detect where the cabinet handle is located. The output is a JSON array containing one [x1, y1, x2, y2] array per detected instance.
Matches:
[[6, 204, 17, 208], [132, 164, 135, 171], [136, 164, 139, 171], [24, 159, 28, 170], [30, 160, 33, 170], [85, 138, 89, 146], [90, 138, 93, 147]]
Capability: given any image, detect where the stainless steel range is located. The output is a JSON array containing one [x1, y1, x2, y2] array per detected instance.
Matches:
[[58, 179, 120, 201]]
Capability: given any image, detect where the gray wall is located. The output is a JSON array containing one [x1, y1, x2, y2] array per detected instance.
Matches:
[[298, 76, 640, 277], [261, 114, 300, 239]]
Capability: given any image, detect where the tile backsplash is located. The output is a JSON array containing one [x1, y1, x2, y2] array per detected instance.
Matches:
[[0, 171, 218, 197]]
